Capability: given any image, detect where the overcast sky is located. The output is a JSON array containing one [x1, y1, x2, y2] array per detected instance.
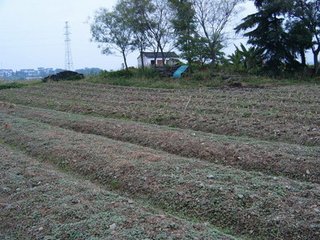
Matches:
[[0, 0, 257, 71]]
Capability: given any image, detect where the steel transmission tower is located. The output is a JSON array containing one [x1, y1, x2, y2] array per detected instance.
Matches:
[[64, 21, 73, 70]]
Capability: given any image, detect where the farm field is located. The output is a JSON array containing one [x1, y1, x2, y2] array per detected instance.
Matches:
[[0, 144, 232, 239], [0, 81, 320, 239]]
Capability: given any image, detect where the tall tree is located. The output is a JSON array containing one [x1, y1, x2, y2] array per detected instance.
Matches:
[[286, 20, 313, 66], [169, 0, 198, 66], [116, 0, 153, 69], [91, 8, 133, 70], [146, 0, 174, 64], [235, 0, 295, 72], [118, 0, 173, 67], [293, 0, 320, 73], [193, 0, 244, 71]]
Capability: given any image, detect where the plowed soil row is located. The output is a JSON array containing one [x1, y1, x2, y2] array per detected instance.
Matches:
[[1, 103, 319, 184], [0, 144, 232, 240], [1, 113, 319, 239], [0, 82, 319, 145]]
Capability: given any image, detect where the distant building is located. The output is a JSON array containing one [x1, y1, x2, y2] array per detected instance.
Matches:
[[138, 52, 179, 68], [0, 67, 103, 80], [20, 69, 39, 76], [0, 69, 14, 78], [15, 69, 40, 80], [38, 67, 55, 76]]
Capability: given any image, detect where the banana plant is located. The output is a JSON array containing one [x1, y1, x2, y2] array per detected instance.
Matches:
[[228, 43, 264, 74]]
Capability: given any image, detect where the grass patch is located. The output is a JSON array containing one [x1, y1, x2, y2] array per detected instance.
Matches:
[[85, 68, 320, 89], [0, 82, 24, 90], [87, 73, 222, 89], [0, 80, 42, 90]]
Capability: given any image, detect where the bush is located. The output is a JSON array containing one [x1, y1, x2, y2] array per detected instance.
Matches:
[[190, 70, 211, 81], [134, 68, 160, 79], [98, 68, 161, 81], [42, 71, 84, 82], [0, 82, 24, 90], [103, 69, 134, 79]]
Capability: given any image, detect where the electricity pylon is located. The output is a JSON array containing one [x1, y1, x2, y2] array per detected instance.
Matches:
[[64, 21, 73, 70]]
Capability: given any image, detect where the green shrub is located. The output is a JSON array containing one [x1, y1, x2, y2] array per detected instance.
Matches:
[[0, 82, 24, 90], [191, 71, 211, 81], [106, 69, 134, 78], [134, 68, 160, 79], [42, 71, 84, 82]]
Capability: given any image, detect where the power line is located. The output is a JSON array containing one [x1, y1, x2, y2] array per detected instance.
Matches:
[[64, 21, 73, 70]]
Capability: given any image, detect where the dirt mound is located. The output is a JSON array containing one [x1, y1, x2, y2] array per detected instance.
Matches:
[[42, 71, 84, 82]]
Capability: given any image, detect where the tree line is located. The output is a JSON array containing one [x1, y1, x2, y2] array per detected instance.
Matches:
[[91, 0, 320, 76]]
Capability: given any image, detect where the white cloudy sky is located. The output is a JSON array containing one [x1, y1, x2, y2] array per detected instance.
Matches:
[[0, 0, 257, 71]]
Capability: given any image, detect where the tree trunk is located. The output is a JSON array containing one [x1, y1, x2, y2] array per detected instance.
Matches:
[[122, 51, 128, 71], [187, 57, 193, 73], [300, 49, 306, 66], [313, 50, 320, 75], [210, 50, 216, 75], [153, 47, 159, 68], [159, 44, 165, 67], [140, 48, 145, 70]]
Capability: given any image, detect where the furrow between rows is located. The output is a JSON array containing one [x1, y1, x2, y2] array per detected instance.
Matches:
[[0, 143, 234, 240], [1, 104, 319, 184], [0, 82, 319, 146], [0, 113, 319, 239]]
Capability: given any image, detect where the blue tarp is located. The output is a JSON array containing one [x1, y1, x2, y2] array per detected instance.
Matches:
[[173, 65, 188, 78]]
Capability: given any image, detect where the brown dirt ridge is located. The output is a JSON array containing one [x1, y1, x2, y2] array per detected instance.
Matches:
[[0, 113, 319, 239], [0, 144, 232, 240], [0, 104, 319, 184], [0, 81, 319, 239], [0, 82, 318, 145]]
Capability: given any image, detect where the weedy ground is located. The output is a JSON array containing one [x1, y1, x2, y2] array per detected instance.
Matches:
[[0, 144, 232, 240], [0, 81, 319, 239]]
